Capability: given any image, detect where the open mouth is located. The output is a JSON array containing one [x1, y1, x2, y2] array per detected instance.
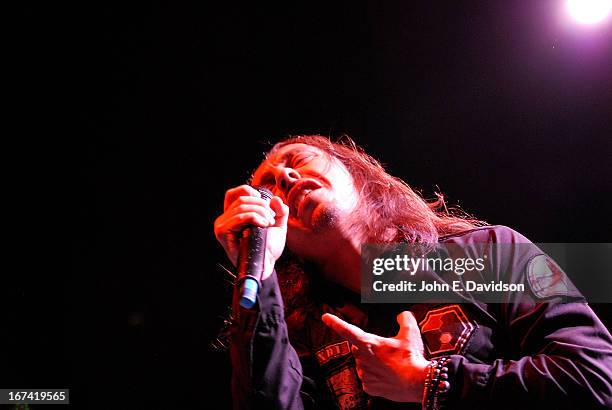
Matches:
[[292, 190, 313, 217], [287, 180, 323, 217]]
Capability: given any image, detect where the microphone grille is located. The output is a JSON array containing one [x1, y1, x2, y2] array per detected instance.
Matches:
[[255, 186, 273, 201]]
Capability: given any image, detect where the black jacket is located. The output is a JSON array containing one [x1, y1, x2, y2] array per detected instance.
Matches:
[[230, 226, 612, 409]]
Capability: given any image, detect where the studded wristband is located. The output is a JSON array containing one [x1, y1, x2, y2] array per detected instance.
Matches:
[[422, 356, 451, 410]]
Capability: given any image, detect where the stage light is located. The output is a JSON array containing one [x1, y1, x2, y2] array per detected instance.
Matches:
[[566, 0, 612, 25]]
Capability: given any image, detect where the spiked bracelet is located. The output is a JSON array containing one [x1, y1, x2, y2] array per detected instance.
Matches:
[[422, 356, 451, 410]]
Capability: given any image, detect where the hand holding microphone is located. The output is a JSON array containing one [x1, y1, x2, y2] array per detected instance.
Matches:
[[214, 185, 289, 307]]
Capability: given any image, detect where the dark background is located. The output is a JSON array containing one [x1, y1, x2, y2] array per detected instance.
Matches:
[[9, 1, 612, 408]]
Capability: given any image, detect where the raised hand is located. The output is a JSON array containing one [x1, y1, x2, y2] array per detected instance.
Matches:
[[214, 185, 290, 281], [322, 311, 431, 402]]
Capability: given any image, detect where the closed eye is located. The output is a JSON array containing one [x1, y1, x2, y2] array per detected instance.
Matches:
[[291, 153, 314, 167]]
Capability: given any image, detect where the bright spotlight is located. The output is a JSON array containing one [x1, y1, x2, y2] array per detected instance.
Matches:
[[566, 0, 612, 25]]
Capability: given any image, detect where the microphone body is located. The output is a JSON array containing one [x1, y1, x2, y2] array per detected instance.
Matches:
[[237, 187, 273, 309]]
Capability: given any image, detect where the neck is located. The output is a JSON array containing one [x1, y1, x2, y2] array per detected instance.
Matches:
[[316, 231, 363, 294]]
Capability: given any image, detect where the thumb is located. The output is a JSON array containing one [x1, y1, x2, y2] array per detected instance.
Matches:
[[396, 311, 420, 341], [269, 196, 289, 227]]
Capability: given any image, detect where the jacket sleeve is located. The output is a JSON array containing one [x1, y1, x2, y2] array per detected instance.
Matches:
[[442, 299, 612, 409], [435, 227, 612, 409], [230, 270, 305, 410]]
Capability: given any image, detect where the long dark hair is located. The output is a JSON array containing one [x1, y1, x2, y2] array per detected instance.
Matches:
[[263, 135, 487, 333], [266, 135, 485, 244]]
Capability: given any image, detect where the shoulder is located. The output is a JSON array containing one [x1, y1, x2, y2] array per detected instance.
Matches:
[[439, 225, 533, 245], [439, 225, 541, 287], [440, 226, 583, 301]]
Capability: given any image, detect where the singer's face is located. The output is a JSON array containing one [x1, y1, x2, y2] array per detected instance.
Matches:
[[252, 143, 359, 257]]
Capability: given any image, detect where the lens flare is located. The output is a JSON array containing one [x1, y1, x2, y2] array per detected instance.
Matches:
[[567, 0, 612, 24]]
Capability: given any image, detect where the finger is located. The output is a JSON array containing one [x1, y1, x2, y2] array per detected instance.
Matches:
[[321, 313, 370, 348], [353, 361, 376, 382], [361, 381, 383, 397], [355, 365, 366, 383], [361, 381, 370, 395], [351, 344, 366, 362], [355, 365, 368, 383], [225, 204, 276, 226], [351, 343, 376, 361], [396, 311, 419, 341], [355, 358, 384, 377], [353, 349, 381, 373], [224, 185, 261, 211], [213, 214, 241, 265], [359, 380, 381, 397], [215, 212, 274, 245], [226, 195, 275, 212], [269, 196, 289, 227]]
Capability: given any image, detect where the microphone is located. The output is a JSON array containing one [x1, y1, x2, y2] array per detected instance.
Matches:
[[237, 186, 273, 309]]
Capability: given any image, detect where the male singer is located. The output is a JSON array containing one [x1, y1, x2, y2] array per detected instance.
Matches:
[[214, 135, 612, 409]]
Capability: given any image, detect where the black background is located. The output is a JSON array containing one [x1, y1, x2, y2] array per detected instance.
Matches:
[[9, 1, 612, 408]]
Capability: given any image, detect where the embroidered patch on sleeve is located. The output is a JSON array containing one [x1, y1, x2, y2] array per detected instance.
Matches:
[[526, 255, 580, 299], [418, 305, 476, 357]]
